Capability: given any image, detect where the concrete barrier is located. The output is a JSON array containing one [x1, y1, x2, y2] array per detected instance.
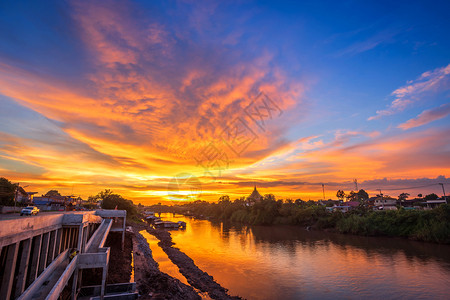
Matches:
[[18, 249, 70, 300], [78, 247, 110, 269], [1, 206, 17, 214], [0, 214, 64, 248], [44, 254, 78, 300], [0, 210, 129, 300]]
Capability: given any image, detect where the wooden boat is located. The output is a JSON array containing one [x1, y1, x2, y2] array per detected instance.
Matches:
[[153, 220, 186, 229], [145, 215, 161, 224]]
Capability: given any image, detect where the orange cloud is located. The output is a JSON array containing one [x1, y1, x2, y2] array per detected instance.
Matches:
[[398, 103, 450, 130], [1, 1, 447, 204], [0, 1, 305, 202]]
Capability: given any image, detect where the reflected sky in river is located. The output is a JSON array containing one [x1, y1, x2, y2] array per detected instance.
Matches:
[[160, 213, 450, 300], [140, 230, 189, 286]]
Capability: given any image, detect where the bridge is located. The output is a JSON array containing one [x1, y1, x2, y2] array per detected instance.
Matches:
[[0, 210, 136, 300]]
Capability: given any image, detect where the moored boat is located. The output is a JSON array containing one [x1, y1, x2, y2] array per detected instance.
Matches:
[[153, 220, 186, 229]]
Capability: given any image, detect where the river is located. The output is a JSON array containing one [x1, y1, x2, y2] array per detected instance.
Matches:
[[148, 213, 450, 299]]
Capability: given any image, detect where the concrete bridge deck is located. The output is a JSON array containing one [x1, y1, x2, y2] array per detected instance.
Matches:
[[0, 210, 132, 300]]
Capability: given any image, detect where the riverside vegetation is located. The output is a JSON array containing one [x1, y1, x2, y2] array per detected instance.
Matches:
[[150, 196, 450, 244]]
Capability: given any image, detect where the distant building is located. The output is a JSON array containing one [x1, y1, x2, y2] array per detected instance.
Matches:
[[399, 198, 423, 208], [327, 205, 351, 213], [319, 200, 341, 206], [345, 201, 360, 208], [425, 200, 447, 209], [367, 196, 378, 207], [15, 187, 36, 204], [374, 196, 397, 210], [27, 192, 38, 202], [33, 195, 73, 210], [247, 186, 263, 205], [15, 186, 28, 203]]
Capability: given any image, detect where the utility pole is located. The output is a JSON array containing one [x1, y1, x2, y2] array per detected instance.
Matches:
[[354, 179, 358, 191], [378, 188, 384, 210], [439, 183, 446, 202], [322, 184, 325, 200], [13, 183, 19, 213]]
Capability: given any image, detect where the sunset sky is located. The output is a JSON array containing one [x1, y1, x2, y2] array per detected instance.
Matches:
[[0, 0, 449, 204]]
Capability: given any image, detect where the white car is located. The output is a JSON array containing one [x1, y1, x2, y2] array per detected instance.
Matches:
[[21, 206, 39, 216]]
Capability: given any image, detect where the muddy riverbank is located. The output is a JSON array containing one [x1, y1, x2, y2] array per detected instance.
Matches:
[[101, 221, 242, 299], [132, 226, 200, 300], [145, 227, 242, 300]]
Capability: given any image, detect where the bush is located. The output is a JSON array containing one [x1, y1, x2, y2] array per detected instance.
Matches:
[[334, 205, 450, 243]]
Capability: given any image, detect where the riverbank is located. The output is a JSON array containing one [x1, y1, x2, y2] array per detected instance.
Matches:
[[132, 225, 201, 299], [160, 201, 450, 244], [146, 227, 241, 300], [127, 222, 241, 299]]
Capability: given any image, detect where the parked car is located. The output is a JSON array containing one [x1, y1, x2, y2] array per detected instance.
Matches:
[[21, 206, 39, 216]]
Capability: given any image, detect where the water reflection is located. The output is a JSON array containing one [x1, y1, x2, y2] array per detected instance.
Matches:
[[139, 230, 189, 285], [130, 250, 134, 283], [162, 214, 450, 300]]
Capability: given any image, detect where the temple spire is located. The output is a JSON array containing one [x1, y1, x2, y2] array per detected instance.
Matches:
[[248, 185, 262, 203]]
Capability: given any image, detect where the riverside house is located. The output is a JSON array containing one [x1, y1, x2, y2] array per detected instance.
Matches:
[[374, 196, 397, 210]]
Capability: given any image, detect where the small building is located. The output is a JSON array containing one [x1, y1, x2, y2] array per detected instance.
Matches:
[[26, 192, 38, 203], [399, 198, 423, 208], [345, 201, 360, 208], [425, 200, 447, 209], [327, 205, 351, 213], [367, 196, 378, 207], [374, 196, 397, 209], [319, 200, 341, 206], [15, 186, 29, 203], [33, 195, 69, 211], [326, 201, 359, 213]]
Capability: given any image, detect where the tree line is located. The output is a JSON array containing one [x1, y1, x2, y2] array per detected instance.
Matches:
[[149, 194, 450, 244], [335, 189, 440, 202]]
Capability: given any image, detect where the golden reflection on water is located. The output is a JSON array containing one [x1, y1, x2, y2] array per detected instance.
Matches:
[[161, 213, 450, 300], [130, 250, 134, 283], [140, 230, 213, 300], [140, 230, 189, 285]]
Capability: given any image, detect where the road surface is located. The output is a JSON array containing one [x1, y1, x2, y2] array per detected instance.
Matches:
[[0, 210, 90, 220]]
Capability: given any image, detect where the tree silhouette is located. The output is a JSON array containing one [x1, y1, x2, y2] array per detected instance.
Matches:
[[336, 190, 345, 201], [0, 177, 16, 205], [424, 193, 439, 200], [92, 189, 138, 216], [398, 193, 410, 201], [263, 194, 276, 201], [346, 191, 356, 201], [44, 190, 61, 197], [357, 189, 369, 201], [218, 195, 230, 203]]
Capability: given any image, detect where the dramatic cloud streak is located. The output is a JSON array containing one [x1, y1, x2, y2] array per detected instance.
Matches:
[[369, 64, 450, 120], [398, 103, 450, 130], [0, 1, 448, 203], [0, 0, 306, 201]]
